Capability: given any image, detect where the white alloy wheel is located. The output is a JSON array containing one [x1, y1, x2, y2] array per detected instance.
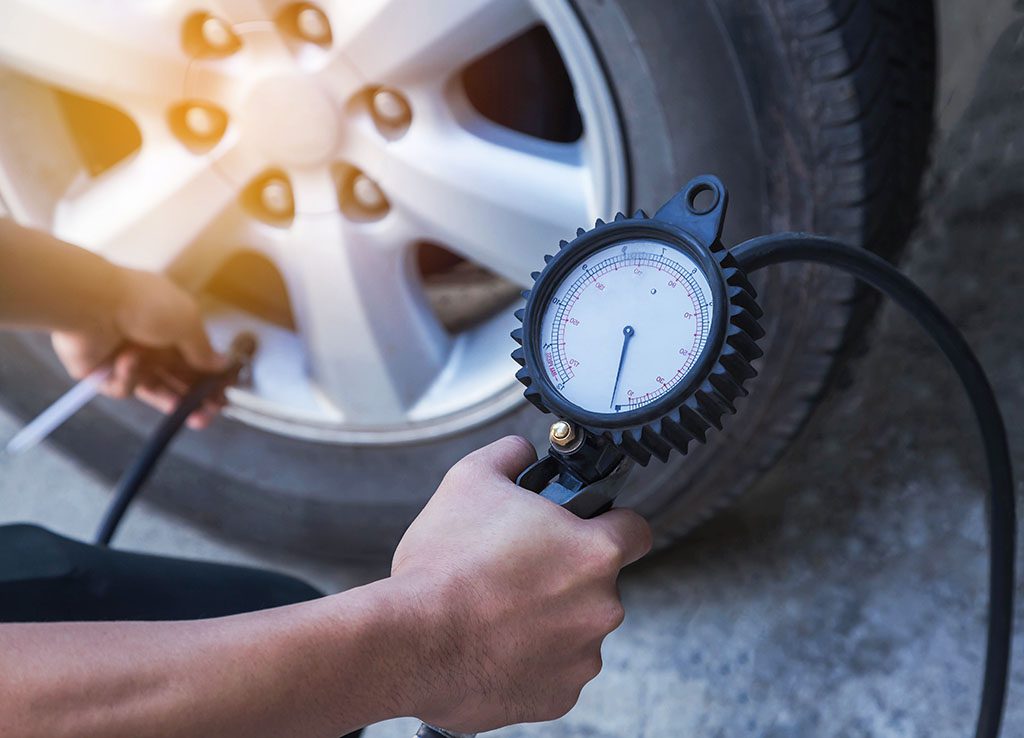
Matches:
[[0, 0, 627, 444], [0, 0, 937, 560]]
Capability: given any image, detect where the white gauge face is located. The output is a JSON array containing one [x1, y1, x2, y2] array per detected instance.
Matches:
[[538, 238, 715, 415]]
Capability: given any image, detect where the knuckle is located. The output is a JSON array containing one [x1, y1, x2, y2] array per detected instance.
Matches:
[[542, 692, 580, 722], [558, 688, 584, 718], [442, 457, 475, 486], [600, 600, 626, 632], [586, 536, 623, 574], [439, 462, 486, 499], [613, 509, 652, 548], [630, 513, 655, 553], [582, 653, 604, 681], [579, 548, 607, 577]]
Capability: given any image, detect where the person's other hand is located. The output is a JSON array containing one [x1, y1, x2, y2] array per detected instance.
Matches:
[[52, 268, 227, 429], [392, 436, 652, 732]]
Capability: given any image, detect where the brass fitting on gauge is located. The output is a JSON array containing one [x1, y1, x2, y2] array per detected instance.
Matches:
[[549, 420, 584, 453]]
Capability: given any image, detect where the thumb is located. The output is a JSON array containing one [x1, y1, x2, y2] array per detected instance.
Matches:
[[459, 435, 538, 483]]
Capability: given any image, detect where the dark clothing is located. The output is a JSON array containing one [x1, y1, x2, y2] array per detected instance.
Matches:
[[0, 523, 321, 621], [0, 523, 362, 737]]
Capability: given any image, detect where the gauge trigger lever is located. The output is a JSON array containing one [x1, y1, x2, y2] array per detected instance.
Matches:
[[516, 439, 633, 520]]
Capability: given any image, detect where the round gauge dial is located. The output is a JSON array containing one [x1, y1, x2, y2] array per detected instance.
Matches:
[[538, 238, 715, 415]]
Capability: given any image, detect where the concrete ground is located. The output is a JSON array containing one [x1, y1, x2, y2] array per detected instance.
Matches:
[[2, 6, 1023, 738]]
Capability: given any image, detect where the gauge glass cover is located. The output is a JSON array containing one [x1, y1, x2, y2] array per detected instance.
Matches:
[[538, 238, 715, 415]]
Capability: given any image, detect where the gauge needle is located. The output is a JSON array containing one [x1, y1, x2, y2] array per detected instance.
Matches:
[[609, 325, 635, 409]]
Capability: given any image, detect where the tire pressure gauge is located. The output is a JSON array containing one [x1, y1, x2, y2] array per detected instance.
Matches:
[[510, 176, 764, 514], [421, 175, 1015, 738]]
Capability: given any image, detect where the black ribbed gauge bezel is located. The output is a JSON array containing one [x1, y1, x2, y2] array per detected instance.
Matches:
[[522, 220, 727, 427], [511, 177, 765, 465]]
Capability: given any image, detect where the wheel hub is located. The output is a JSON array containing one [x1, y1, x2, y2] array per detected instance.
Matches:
[[239, 75, 339, 167]]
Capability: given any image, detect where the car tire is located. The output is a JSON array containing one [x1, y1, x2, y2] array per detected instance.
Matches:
[[0, 0, 935, 559]]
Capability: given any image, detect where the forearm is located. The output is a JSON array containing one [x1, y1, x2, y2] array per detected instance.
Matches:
[[0, 218, 124, 332], [0, 577, 433, 738]]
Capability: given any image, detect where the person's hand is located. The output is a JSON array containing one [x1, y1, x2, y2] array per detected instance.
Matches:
[[392, 436, 652, 732], [51, 268, 227, 429]]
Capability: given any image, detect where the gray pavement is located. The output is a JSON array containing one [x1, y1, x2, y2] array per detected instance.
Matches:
[[2, 7, 1023, 738]]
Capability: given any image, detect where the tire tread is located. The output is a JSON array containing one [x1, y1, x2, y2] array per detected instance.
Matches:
[[656, 0, 936, 542]]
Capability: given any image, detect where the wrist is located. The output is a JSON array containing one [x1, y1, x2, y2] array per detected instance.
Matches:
[[286, 574, 457, 729], [78, 256, 128, 336], [366, 572, 463, 722], [104, 264, 135, 334]]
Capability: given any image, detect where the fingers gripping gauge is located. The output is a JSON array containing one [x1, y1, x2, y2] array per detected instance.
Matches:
[[511, 175, 764, 466]]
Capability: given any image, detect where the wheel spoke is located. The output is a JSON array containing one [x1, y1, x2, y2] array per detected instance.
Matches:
[[332, 0, 538, 86], [311, 48, 367, 109], [205, 0, 286, 24], [0, 0, 189, 114], [53, 141, 258, 275], [265, 194, 451, 421], [380, 115, 594, 287]]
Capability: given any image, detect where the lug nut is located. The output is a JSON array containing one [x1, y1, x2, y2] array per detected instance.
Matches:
[[295, 5, 331, 44], [169, 102, 227, 149], [200, 16, 237, 52], [351, 173, 387, 212], [242, 172, 295, 225], [335, 165, 389, 221], [184, 106, 219, 139], [260, 178, 294, 218], [371, 88, 411, 128], [549, 420, 578, 448]]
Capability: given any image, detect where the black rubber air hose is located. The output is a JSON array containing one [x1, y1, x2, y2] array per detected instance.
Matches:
[[731, 233, 1015, 738], [94, 333, 258, 547]]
